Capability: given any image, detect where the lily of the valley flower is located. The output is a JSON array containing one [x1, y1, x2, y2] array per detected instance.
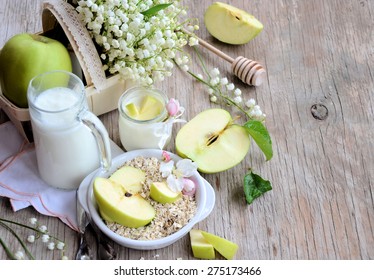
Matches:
[[160, 155, 198, 194]]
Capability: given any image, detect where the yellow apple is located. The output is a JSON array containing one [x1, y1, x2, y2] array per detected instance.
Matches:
[[201, 230, 239, 260], [93, 177, 155, 228], [204, 2, 263, 45], [0, 33, 72, 108], [109, 165, 145, 194], [150, 181, 181, 204], [175, 108, 250, 173], [190, 229, 215, 259]]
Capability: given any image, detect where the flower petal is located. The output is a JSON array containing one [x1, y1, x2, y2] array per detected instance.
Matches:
[[160, 160, 174, 177], [176, 159, 198, 177], [166, 98, 180, 117], [167, 175, 184, 192]]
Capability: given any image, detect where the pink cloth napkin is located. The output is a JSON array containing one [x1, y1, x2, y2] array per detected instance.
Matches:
[[0, 121, 123, 231]]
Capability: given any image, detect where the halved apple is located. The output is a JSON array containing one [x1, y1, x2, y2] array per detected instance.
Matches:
[[200, 230, 239, 260], [190, 229, 215, 259], [175, 108, 250, 173], [150, 181, 181, 204], [93, 177, 155, 228], [109, 166, 145, 194], [204, 2, 263, 45]]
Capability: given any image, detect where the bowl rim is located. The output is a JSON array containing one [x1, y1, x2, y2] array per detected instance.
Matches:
[[85, 149, 215, 249]]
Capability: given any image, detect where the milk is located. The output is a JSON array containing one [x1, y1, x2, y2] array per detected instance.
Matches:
[[31, 87, 100, 189]]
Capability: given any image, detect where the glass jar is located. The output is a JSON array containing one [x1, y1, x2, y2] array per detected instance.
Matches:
[[118, 86, 173, 151]]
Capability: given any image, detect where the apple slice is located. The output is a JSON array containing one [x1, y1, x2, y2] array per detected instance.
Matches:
[[204, 2, 263, 45], [150, 181, 181, 204], [137, 95, 164, 120], [109, 166, 145, 194], [190, 229, 215, 259], [93, 177, 155, 228], [125, 102, 140, 118], [175, 108, 250, 173], [200, 230, 239, 260]]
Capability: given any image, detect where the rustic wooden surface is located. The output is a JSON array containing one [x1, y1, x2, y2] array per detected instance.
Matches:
[[1, 0, 373, 260]]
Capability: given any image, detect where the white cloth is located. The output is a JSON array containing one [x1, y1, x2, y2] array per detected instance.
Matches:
[[0, 121, 123, 231]]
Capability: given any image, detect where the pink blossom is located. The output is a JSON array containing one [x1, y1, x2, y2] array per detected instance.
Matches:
[[162, 150, 171, 162], [182, 178, 196, 196], [166, 98, 180, 117]]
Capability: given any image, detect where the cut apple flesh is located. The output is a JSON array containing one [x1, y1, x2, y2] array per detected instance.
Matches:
[[150, 181, 181, 204], [109, 165, 145, 194], [204, 2, 263, 45], [175, 108, 250, 173], [190, 229, 215, 259], [200, 230, 239, 260], [93, 177, 155, 228], [124, 95, 164, 121]]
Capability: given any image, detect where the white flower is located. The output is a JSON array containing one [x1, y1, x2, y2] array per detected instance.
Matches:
[[42, 234, 50, 243], [220, 77, 228, 86], [29, 218, 37, 225], [47, 242, 55, 250], [27, 235, 35, 243], [245, 98, 256, 108], [38, 225, 47, 233], [15, 251, 24, 260], [160, 159, 198, 193], [234, 96, 242, 104], [56, 241, 65, 250], [226, 83, 235, 91], [210, 68, 220, 77], [210, 95, 218, 103], [234, 88, 242, 96], [62, 256, 69, 260]]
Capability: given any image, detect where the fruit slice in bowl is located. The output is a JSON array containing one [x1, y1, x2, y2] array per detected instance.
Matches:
[[86, 149, 215, 250]]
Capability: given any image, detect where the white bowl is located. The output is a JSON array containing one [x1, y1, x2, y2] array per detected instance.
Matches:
[[79, 149, 215, 250]]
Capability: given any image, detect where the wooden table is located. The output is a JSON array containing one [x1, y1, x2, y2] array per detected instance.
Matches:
[[1, 0, 373, 260]]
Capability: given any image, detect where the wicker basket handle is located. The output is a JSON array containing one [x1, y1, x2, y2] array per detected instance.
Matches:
[[42, 0, 106, 90]]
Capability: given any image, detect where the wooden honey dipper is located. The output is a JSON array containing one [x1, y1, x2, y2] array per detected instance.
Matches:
[[190, 32, 266, 86]]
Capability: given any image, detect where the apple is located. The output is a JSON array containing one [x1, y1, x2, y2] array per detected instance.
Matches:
[[200, 230, 239, 260], [190, 229, 215, 259], [204, 2, 263, 45], [93, 177, 155, 228], [175, 108, 250, 173], [150, 181, 181, 204], [0, 33, 72, 108], [109, 165, 145, 194], [125, 95, 164, 121]]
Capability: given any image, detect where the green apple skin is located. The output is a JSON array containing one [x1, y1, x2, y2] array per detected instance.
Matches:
[[150, 182, 181, 204], [190, 229, 215, 259], [0, 33, 72, 108], [201, 230, 239, 260], [175, 108, 250, 173], [93, 177, 155, 228], [109, 166, 145, 194], [204, 2, 263, 45]]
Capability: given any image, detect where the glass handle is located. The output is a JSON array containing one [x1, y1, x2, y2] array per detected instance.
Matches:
[[79, 111, 112, 171]]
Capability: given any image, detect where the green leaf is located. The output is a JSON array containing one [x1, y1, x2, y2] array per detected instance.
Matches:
[[243, 120, 273, 161], [141, 3, 172, 17], [243, 170, 272, 205]]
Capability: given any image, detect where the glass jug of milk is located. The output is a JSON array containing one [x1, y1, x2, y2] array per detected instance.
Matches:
[[27, 70, 111, 190]]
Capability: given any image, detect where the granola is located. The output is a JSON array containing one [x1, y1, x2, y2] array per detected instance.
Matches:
[[105, 156, 197, 240]]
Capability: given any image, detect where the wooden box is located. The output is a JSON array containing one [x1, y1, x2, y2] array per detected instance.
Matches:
[[0, 1, 133, 141]]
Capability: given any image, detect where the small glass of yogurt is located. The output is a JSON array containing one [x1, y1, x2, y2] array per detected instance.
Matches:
[[118, 86, 182, 151]]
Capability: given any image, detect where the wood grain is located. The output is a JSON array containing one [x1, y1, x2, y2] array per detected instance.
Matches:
[[0, 0, 373, 260]]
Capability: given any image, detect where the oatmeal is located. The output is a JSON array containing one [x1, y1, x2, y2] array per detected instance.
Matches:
[[105, 156, 197, 240]]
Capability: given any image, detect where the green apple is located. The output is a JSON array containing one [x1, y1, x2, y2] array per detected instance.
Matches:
[[0, 33, 72, 108], [125, 95, 164, 121], [200, 230, 239, 260], [190, 229, 215, 259], [125, 103, 139, 118], [93, 177, 155, 228], [204, 2, 263, 45], [150, 181, 181, 204], [175, 108, 250, 173], [109, 166, 145, 194]]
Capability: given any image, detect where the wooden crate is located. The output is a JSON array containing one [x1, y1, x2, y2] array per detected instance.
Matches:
[[0, 1, 133, 141]]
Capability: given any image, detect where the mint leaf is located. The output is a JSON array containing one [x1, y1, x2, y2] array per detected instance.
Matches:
[[141, 3, 172, 17], [243, 170, 272, 205], [243, 120, 273, 161]]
